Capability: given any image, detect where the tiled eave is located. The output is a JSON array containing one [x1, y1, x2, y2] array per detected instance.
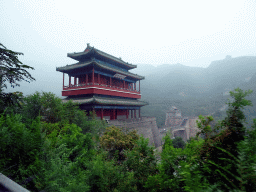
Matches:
[[56, 59, 145, 80], [62, 96, 148, 106], [67, 47, 137, 69]]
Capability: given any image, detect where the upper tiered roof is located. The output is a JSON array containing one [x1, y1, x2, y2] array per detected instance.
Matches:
[[67, 43, 137, 69], [56, 58, 145, 80]]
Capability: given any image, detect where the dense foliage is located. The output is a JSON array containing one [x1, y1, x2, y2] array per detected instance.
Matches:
[[1, 87, 255, 191], [1, 46, 256, 191], [172, 136, 186, 149], [0, 43, 35, 113]]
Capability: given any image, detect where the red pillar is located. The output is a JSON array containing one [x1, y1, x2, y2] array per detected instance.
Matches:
[[113, 109, 116, 120], [69, 75, 71, 87], [110, 77, 112, 86], [126, 109, 128, 119], [110, 109, 113, 120], [101, 108, 103, 120], [123, 80, 125, 89], [63, 73, 64, 89], [86, 74, 88, 85], [92, 68, 94, 85]]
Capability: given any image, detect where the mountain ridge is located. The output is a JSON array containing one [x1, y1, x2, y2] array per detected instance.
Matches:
[[135, 56, 256, 127]]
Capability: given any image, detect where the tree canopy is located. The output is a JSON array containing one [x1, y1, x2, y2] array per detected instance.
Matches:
[[0, 43, 35, 112]]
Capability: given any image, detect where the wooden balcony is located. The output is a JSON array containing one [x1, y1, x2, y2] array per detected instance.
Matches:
[[62, 83, 141, 99]]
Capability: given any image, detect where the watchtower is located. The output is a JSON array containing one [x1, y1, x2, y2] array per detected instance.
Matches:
[[56, 44, 148, 120]]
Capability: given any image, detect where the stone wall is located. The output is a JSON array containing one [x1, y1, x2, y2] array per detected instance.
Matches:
[[108, 117, 162, 148], [188, 119, 200, 138], [171, 117, 200, 142], [159, 117, 200, 143]]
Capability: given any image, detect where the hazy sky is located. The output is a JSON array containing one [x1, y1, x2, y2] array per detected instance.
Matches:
[[1, 0, 256, 97]]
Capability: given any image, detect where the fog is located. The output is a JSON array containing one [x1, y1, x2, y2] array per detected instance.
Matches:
[[1, 0, 256, 98]]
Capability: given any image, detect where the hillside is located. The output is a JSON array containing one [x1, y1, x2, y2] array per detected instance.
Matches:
[[131, 56, 256, 127]]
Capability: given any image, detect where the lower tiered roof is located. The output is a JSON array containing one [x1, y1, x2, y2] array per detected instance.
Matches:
[[62, 95, 148, 106]]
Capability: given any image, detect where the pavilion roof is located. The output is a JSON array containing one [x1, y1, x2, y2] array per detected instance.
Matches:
[[56, 59, 145, 80], [67, 43, 137, 69], [62, 95, 148, 106]]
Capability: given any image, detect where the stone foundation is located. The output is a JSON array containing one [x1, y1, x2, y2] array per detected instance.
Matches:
[[108, 117, 162, 148]]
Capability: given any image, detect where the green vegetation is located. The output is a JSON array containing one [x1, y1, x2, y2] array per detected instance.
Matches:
[[172, 136, 186, 149], [1, 44, 256, 191], [1, 87, 256, 191], [0, 43, 35, 114]]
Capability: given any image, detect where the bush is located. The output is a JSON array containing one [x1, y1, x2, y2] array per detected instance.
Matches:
[[0, 112, 43, 189]]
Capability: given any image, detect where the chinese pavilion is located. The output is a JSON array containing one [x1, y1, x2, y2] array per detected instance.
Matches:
[[56, 44, 148, 120]]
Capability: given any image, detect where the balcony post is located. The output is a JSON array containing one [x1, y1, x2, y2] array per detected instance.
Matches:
[[101, 108, 103, 120], [69, 75, 71, 87], [126, 109, 128, 119], [110, 77, 112, 86], [113, 109, 116, 120], [92, 68, 94, 86], [63, 73, 64, 89]]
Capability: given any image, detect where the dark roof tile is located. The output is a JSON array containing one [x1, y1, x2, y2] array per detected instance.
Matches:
[[63, 95, 148, 106], [56, 59, 145, 80]]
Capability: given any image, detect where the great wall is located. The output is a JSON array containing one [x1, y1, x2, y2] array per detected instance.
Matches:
[[107, 106, 200, 150], [108, 116, 162, 148]]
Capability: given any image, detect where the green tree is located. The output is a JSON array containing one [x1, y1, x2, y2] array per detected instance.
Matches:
[[100, 126, 139, 163], [0, 112, 43, 190], [172, 136, 186, 149], [145, 133, 208, 192], [0, 43, 35, 113], [198, 88, 253, 191], [122, 137, 158, 191]]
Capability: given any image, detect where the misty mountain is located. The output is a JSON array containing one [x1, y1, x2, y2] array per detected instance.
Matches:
[[133, 56, 256, 127]]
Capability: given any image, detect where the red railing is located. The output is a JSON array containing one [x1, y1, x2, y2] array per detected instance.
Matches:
[[63, 83, 140, 94]]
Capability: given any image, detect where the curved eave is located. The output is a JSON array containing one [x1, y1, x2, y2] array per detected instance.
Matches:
[[63, 97, 148, 106], [95, 49, 137, 69], [67, 48, 136, 69], [94, 98, 148, 106], [56, 60, 145, 80]]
